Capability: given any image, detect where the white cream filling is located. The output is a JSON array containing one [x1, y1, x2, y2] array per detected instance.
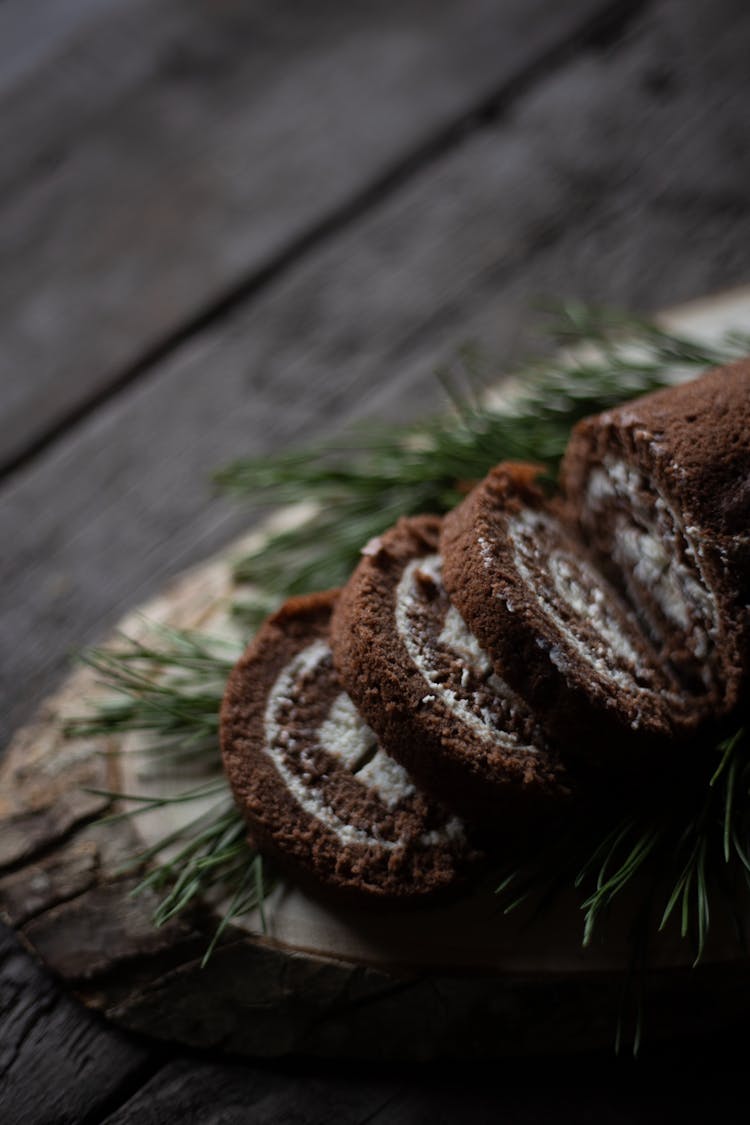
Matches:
[[395, 555, 535, 751], [438, 604, 493, 679], [319, 692, 416, 809], [318, 691, 378, 773], [585, 457, 718, 665], [264, 642, 463, 849], [506, 509, 665, 705], [548, 553, 643, 669]]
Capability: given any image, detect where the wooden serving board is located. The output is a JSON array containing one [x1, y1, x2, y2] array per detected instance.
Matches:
[[3, 288, 750, 1059]]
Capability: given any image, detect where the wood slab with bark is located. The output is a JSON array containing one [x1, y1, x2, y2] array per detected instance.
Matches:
[[3, 291, 750, 1060]]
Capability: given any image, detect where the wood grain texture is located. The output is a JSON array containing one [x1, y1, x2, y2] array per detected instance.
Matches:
[[0, 0, 135, 97], [2, 0, 750, 751], [99, 1040, 750, 1125], [2, 0, 750, 1117], [4, 293, 750, 1062], [2, 917, 748, 1125], [0, 0, 614, 473], [102, 1058, 400, 1125], [0, 927, 158, 1125]]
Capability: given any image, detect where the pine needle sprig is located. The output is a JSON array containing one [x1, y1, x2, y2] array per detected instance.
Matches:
[[492, 726, 750, 1054], [66, 626, 241, 769], [217, 306, 750, 603], [67, 624, 275, 953], [544, 301, 750, 369], [66, 302, 750, 1000], [498, 728, 750, 976]]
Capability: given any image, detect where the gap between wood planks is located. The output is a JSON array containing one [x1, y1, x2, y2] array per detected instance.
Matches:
[[94, 1057, 405, 1125], [2, 0, 749, 752], [0, 0, 648, 484], [0, 925, 166, 1125], [77, 1057, 169, 1125]]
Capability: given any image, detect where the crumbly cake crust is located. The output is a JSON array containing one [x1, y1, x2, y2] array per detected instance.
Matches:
[[221, 366, 750, 895], [330, 515, 572, 827], [562, 359, 750, 719], [220, 590, 476, 900], [440, 463, 702, 766]]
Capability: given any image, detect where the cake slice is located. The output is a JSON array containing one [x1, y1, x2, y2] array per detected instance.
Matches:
[[220, 590, 477, 900], [440, 463, 700, 766], [562, 359, 750, 719], [330, 515, 571, 827]]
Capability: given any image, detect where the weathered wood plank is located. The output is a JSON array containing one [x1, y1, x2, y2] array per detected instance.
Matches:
[[0, 926, 157, 1125], [4, 507, 749, 1060], [102, 1057, 399, 1125], [0, 0, 135, 97], [2, 2, 749, 1118], [2, 0, 750, 751], [100, 1032, 750, 1125], [0, 0, 614, 473]]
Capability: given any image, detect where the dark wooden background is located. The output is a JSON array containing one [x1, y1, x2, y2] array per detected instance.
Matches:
[[2, 0, 750, 1120]]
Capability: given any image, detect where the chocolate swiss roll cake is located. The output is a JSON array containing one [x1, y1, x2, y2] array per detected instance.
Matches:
[[440, 463, 698, 765], [220, 591, 476, 900], [330, 515, 572, 827], [562, 359, 750, 719]]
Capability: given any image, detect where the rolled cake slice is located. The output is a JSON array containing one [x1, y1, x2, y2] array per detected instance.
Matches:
[[562, 359, 750, 717], [330, 515, 572, 827], [220, 590, 476, 900], [440, 463, 698, 764]]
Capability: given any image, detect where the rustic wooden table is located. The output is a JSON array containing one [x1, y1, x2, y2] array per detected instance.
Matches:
[[3, 0, 750, 1120]]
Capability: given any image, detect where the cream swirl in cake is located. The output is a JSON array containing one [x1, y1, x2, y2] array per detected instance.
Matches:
[[502, 506, 685, 717], [395, 553, 542, 751], [563, 358, 750, 720], [441, 462, 696, 765], [221, 591, 474, 900], [331, 516, 570, 828], [581, 456, 718, 687]]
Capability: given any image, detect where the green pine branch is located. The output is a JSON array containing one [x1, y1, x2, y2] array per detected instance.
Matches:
[[64, 304, 750, 1009], [66, 625, 276, 951], [495, 725, 750, 1050], [216, 303, 750, 609]]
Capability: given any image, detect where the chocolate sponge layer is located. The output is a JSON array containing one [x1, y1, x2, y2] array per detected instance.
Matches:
[[221, 590, 476, 900], [562, 359, 750, 718], [440, 463, 702, 767], [330, 515, 571, 828]]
